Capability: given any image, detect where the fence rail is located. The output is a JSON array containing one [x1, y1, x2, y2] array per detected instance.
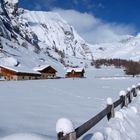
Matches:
[[57, 84, 140, 140]]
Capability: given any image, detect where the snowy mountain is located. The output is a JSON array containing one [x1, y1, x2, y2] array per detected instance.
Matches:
[[90, 34, 140, 61], [1, 0, 140, 73], [0, 0, 93, 72]]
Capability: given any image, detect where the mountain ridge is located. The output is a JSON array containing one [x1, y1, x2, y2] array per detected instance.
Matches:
[[0, 0, 93, 73], [89, 34, 140, 61], [0, 0, 140, 73]]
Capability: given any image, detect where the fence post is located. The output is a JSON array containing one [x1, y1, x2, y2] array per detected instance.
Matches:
[[106, 97, 114, 120], [119, 90, 127, 108], [56, 118, 76, 140], [57, 132, 64, 140], [132, 85, 137, 97], [137, 83, 140, 90], [67, 132, 76, 140], [127, 87, 132, 104]]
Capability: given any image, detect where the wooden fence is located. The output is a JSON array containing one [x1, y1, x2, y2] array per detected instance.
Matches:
[[57, 84, 140, 140]]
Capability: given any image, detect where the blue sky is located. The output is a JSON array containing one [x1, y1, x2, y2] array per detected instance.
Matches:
[[19, 0, 140, 44]]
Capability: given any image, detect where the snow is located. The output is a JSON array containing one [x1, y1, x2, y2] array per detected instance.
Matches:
[[91, 88, 140, 140], [104, 127, 112, 137], [127, 87, 131, 92], [0, 65, 41, 74], [0, 68, 139, 140], [0, 133, 47, 140], [138, 83, 140, 86], [18, 9, 92, 65], [119, 90, 126, 96], [0, 37, 65, 76], [1, 1, 140, 139], [106, 97, 113, 105], [66, 68, 84, 73], [103, 100, 140, 140], [130, 106, 138, 114], [89, 35, 140, 61], [92, 132, 104, 140], [33, 65, 50, 71], [114, 111, 124, 120], [132, 85, 136, 88], [0, 57, 18, 67], [56, 118, 74, 135], [0, 1, 93, 72], [4, 0, 18, 4], [137, 91, 140, 96]]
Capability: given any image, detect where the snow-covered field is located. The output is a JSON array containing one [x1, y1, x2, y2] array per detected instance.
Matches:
[[0, 67, 139, 140]]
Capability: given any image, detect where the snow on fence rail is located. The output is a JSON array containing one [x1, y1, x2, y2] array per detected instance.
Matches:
[[56, 83, 140, 140]]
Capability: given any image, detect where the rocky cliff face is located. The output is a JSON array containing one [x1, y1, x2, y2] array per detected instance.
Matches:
[[0, 0, 93, 69]]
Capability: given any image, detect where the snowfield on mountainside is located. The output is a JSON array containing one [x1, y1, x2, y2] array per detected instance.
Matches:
[[90, 34, 140, 61], [0, 0, 93, 70]]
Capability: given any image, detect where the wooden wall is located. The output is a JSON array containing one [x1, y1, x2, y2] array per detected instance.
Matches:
[[0, 67, 40, 81], [66, 72, 84, 78], [39, 66, 56, 79]]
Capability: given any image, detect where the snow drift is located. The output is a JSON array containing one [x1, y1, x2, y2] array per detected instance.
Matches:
[[92, 92, 140, 140]]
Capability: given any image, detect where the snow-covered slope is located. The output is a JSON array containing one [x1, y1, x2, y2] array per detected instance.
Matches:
[[1, 0, 140, 71], [19, 10, 92, 60], [90, 34, 140, 61], [0, 0, 93, 72], [92, 92, 140, 140]]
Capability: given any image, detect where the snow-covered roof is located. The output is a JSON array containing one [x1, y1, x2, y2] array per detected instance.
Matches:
[[66, 68, 84, 73], [0, 65, 41, 74], [33, 65, 50, 71]]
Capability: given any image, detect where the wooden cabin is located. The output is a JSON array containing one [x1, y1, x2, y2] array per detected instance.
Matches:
[[0, 65, 41, 81], [65, 68, 85, 78], [34, 65, 57, 79]]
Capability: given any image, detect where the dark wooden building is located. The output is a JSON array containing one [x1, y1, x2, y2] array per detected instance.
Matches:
[[34, 65, 57, 79], [65, 68, 85, 78], [0, 65, 41, 81]]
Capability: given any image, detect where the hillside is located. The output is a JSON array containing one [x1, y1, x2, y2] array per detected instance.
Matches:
[[90, 34, 140, 61], [0, 0, 93, 73], [1, 0, 140, 73]]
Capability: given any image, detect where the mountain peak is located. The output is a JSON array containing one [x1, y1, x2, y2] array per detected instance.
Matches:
[[0, 2, 93, 70], [4, 0, 18, 15]]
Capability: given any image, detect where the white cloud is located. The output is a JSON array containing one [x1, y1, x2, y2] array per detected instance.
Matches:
[[53, 9, 136, 44]]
